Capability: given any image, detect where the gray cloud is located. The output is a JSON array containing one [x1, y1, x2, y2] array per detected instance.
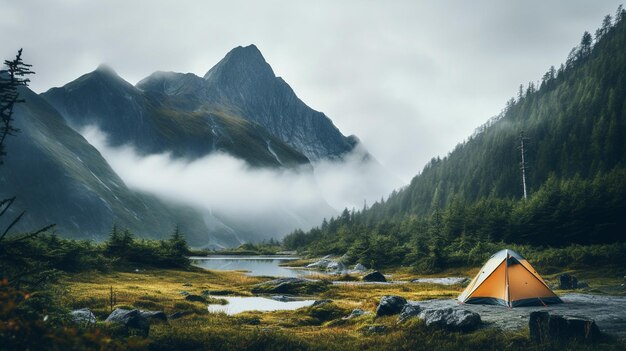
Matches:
[[82, 126, 402, 237], [1, 0, 622, 182]]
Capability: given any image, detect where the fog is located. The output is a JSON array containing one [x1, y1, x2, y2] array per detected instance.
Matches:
[[82, 126, 403, 240]]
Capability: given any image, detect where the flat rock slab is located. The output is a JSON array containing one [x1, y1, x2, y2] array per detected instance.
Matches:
[[411, 277, 468, 285], [415, 293, 626, 338]]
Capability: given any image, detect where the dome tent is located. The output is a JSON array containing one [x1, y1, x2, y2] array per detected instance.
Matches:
[[458, 249, 562, 307]]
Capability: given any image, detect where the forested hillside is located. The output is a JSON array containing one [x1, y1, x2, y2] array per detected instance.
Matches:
[[284, 7, 626, 268]]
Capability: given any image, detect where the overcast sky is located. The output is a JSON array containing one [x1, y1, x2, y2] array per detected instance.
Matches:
[[1, 0, 622, 182]]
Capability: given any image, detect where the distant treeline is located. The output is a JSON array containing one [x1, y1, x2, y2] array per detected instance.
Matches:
[[0, 225, 191, 290], [283, 6, 626, 270]]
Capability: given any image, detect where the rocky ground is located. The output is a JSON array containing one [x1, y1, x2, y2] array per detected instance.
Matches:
[[415, 293, 626, 338]]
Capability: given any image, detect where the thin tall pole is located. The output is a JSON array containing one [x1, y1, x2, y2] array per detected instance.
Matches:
[[520, 132, 528, 200]]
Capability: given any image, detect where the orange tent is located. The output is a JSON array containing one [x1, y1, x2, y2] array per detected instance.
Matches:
[[458, 249, 562, 307]]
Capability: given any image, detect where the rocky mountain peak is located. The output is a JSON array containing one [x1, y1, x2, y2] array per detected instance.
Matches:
[[203, 44, 275, 87]]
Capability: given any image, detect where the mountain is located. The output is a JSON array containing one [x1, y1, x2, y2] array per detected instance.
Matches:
[[0, 86, 239, 247], [284, 9, 626, 258], [41, 65, 309, 168], [136, 45, 359, 161]]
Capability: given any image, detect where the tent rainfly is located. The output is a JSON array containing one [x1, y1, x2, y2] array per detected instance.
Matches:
[[458, 249, 562, 307]]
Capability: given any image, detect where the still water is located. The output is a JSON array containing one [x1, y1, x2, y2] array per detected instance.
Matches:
[[207, 296, 316, 315], [190, 255, 312, 277]]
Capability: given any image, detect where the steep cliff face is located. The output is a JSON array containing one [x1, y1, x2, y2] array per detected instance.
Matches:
[[137, 45, 359, 161], [42, 65, 310, 168], [1, 86, 238, 247]]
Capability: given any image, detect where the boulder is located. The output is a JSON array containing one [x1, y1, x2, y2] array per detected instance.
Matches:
[[376, 295, 407, 317], [559, 274, 578, 289], [343, 308, 367, 320], [326, 261, 346, 272], [185, 294, 207, 303], [529, 311, 600, 343], [398, 303, 422, 323], [418, 308, 481, 331], [312, 299, 333, 307], [139, 310, 167, 322], [363, 271, 387, 282], [251, 278, 329, 295], [69, 308, 96, 325], [105, 308, 150, 336], [352, 263, 367, 273]]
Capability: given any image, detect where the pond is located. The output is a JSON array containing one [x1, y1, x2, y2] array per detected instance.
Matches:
[[190, 255, 312, 277], [207, 296, 316, 315]]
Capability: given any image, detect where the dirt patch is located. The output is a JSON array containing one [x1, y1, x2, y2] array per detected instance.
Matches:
[[414, 293, 626, 338]]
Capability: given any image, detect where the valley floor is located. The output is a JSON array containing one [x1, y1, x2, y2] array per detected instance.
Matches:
[[54, 264, 626, 351]]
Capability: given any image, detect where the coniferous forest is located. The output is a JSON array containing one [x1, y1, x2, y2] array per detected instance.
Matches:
[[284, 7, 626, 269]]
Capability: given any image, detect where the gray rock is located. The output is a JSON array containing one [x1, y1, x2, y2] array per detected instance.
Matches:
[[105, 308, 150, 336], [185, 294, 207, 303], [312, 299, 333, 307], [398, 303, 422, 323], [179, 290, 190, 296], [411, 277, 468, 285], [363, 271, 387, 282], [559, 274, 578, 289], [69, 308, 96, 325], [139, 310, 167, 322], [251, 278, 329, 295], [418, 308, 481, 331], [326, 261, 346, 272], [376, 295, 407, 317], [352, 263, 367, 272], [529, 311, 600, 343], [343, 308, 367, 320]]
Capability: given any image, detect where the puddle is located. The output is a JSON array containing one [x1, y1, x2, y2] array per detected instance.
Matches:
[[191, 255, 312, 277], [207, 296, 315, 315]]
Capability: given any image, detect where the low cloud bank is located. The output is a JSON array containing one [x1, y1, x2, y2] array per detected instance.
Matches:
[[82, 126, 404, 241]]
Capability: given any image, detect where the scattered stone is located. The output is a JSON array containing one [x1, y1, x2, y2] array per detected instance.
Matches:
[[251, 278, 329, 295], [559, 274, 578, 289], [105, 308, 150, 336], [352, 263, 367, 272], [179, 291, 190, 296], [343, 308, 368, 320], [139, 310, 167, 322], [418, 308, 481, 331], [411, 277, 468, 285], [363, 271, 387, 282], [185, 294, 207, 303], [312, 299, 333, 307], [376, 295, 407, 317], [168, 311, 192, 320], [69, 308, 96, 325], [398, 303, 422, 323], [529, 311, 600, 343], [326, 261, 346, 272]]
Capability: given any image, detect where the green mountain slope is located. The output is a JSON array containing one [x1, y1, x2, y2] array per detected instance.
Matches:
[[41, 65, 309, 168], [0, 86, 239, 247], [284, 9, 626, 259]]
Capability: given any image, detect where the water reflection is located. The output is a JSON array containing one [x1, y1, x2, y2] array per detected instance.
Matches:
[[191, 255, 312, 277], [208, 296, 315, 315]]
